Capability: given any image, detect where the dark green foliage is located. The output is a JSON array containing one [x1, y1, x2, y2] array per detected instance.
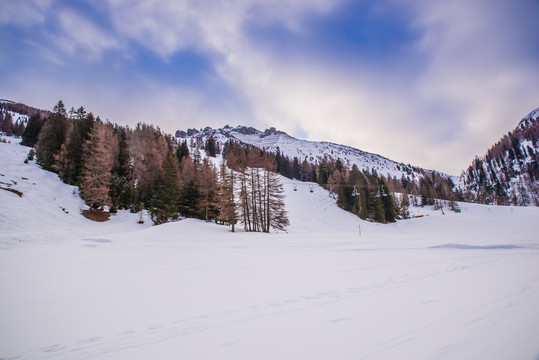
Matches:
[[179, 181, 201, 218], [150, 152, 180, 224], [110, 173, 134, 211], [381, 184, 396, 222], [13, 119, 25, 137], [58, 125, 84, 184], [177, 140, 190, 162], [334, 164, 396, 223], [114, 126, 130, 178], [275, 148, 292, 178], [205, 136, 217, 157], [317, 159, 329, 185], [292, 157, 300, 180], [21, 113, 44, 147], [35, 102, 68, 172], [1, 113, 13, 136]]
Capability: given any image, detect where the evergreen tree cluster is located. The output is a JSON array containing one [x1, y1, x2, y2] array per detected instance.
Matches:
[[27, 101, 289, 231], [0, 111, 25, 137], [461, 115, 538, 206], [1, 101, 50, 138]]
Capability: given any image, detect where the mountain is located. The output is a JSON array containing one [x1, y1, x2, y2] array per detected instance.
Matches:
[[0, 99, 50, 124], [458, 107, 539, 206], [2, 132, 539, 360], [2, 98, 537, 207], [0, 99, 50, 138], [175, 125, 448, 183]]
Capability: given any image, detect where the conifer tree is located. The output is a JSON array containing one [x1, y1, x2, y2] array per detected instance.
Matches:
[[177, 140, 190, 162], [0, 113, 13, 136], [128, 123, 168, 204], [205, 136, 217, 157], [264, 169, 289, 232], [79, 121, 118, 209], [292, 157, 300, 180], [13, 119, 25, 137], [217, 160, 238, 231], [179, 180, 201, 218], [199, 158, 219, 221], [149, 151, 180, 224], [35, 101, 68, 172], [21, 113, 44, 147], [56, 124, 84, 185]]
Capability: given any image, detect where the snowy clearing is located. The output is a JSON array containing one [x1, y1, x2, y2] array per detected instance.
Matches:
[[1, 140, 539, 360]]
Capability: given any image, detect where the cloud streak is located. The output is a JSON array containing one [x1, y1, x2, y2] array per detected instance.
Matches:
[[1, 0, 538, 174]]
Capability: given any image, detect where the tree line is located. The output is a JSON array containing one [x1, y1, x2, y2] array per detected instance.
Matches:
[[15, 100, 475, 228], [22, 101, 289, 232], [461, 116, 538, 206]]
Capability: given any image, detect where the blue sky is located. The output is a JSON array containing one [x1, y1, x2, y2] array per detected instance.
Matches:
[[1, 0, 538, 174]]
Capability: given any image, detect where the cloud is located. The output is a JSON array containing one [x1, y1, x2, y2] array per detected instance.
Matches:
[[0, 0, 54, 26], [2, 0, 538, 175], [102, 0, 340, 59], [52, 9, 122, 62], [209, 0, 539, 174]]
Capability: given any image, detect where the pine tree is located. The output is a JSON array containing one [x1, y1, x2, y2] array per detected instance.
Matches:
[[110, 126, 132, 211], [150, 151, 180, 224], [205, 136, 217, 157], [0, 113, 13, 136], [292, 157, 300, 180], [381, 183, 396, 222], [13, 119, 25, 137], [36, 101, 68, 172], [177, 140, 190, 162], [21, 113, 44, 147], [56, 124, 84, 185], [179, 180, 201, 218]]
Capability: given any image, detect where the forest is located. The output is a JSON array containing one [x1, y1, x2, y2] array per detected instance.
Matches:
[[9, 101, 291, 231], [4, 100, 469, 228]]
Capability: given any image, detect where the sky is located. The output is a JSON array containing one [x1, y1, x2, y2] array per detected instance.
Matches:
[[1, 0, 538, 175]]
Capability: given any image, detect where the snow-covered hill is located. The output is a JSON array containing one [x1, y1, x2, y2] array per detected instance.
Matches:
[[2, 138, 539, 360], [458, 107, 539, 206], [175, 125, 445, 181], [1, 99, 48, 126], [0, 139, 153, 249]]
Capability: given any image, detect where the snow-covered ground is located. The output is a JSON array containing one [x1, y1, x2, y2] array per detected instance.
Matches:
[[1, 140, 539, 360]]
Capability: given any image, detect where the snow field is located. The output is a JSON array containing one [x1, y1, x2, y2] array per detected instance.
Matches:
[[1, 140, 539, 359]]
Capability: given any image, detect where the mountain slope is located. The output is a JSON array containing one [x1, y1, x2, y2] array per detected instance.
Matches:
[[0, 100, 50, 136], [175, 125, 447, 182], [459, 107, 539, 205], [0, 140, 152, 249], [2, 135, 539, 360]]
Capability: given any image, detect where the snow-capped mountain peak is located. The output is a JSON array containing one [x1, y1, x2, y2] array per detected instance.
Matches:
[[175, 125, 443, 181]]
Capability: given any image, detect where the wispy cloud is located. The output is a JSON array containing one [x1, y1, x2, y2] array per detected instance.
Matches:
[[0, 0, 54, 26], [1, 0, 538, 174], [53, 9, 122, 62]]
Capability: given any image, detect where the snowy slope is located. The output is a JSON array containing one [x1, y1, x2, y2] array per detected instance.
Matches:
[[0, 140, 152, 249], [1, 139, 539, 360], [457, 107, 539, 206], [176, 126, 444, 180]]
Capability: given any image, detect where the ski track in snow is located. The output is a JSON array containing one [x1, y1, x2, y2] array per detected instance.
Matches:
[[13, 250, 539, 360], [1, 139, 539, 360]]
